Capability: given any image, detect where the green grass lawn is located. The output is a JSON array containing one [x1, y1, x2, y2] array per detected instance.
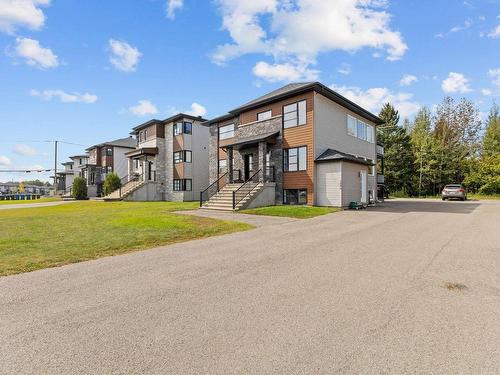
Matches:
[[0, 197, 61, 205], [241, 205, 341, 219], [468, 193, 500, 200], [0, 201, 251, 276]]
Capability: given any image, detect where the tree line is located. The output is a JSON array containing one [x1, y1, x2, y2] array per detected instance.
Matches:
[[378, 98, 500, 196]]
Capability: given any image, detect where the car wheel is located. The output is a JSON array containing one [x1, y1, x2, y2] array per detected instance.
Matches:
[[442, 197, 446, 201]]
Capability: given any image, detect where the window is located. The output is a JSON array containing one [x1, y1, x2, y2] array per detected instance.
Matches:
[[134, 160, 139, 169], [284, 146, 307, 172], [347, 115, 374, 143], [173, 179, 192, 191], [173, 122, 183, 136], [218, 159, 227, 174], [173, 150, 192, 163], [366, 125, 374, 143], [174, 121, 193, 136], [257, 110, 272, 121], [79, 158, 83, 164], [283, 100, 307, 129], [283, 189, 307, 205], [106, 166, 113, 173], [144, 129, 148, 140], [347, 115, 357, 136], [219, 124, 234, 140], [106, 147, 113, 156], [357, 120, 366, 140]]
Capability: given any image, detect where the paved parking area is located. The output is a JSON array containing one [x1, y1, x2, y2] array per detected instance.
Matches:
[[1, 199, 499, 374]]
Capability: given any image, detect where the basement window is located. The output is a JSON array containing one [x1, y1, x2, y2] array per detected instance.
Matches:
[[283, 189, 307, 205]]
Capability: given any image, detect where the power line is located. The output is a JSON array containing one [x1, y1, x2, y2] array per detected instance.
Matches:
[[0, 169, 53, 173]]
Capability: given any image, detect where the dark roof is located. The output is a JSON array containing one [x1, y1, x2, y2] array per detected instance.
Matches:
[[221, 131, 280, 149], [202, 113, 235, 126], [61, 161, 74, 165], [131, 113, 209, 133], [69, 154, 89, 159], [315, 149, 374, 166], [205, 82, 383, 126], [86, 137, 136, 151], [124, 147, 159, 158]]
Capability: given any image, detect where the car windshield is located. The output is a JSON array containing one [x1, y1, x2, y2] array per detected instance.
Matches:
[[445, 185, 462, 189]]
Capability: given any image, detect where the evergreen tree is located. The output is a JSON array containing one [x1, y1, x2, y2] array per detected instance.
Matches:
[[378, 103, 416, 195]]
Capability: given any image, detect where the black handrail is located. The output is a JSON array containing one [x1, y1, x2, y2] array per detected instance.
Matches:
[[199, 172, 228, 207], [232, 169, 262, 209]]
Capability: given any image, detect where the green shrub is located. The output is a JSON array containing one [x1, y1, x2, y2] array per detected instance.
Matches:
[[72, 177, 88, 200], [103, 172, 122, 196], [479, 176, 500, 195]]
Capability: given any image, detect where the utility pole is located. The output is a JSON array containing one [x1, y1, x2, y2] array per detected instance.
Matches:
[[53, 140, 58, 191]]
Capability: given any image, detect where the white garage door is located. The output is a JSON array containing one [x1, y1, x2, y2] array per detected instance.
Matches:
[[316, 162, 341, 207]]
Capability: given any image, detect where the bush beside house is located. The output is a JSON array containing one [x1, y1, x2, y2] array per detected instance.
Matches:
[[72, 177, 88, 200], [103, 173, 121, 196]]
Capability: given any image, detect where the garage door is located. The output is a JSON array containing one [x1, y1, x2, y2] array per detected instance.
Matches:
[[316, 162, 341, 207]]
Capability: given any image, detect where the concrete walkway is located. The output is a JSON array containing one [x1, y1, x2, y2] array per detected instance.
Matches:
[[1, 199, 500, 374], [0, 200, 74, 210], [177, 208, 298, 226]]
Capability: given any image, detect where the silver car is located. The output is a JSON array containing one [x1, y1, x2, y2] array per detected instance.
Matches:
[[442, 184, 467, 201]]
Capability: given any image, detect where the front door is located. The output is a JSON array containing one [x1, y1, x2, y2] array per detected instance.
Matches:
[[244, 154, 253, 181], [360, 170, 368, 204]]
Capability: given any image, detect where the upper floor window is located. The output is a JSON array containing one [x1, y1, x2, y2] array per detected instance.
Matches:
[[173, 150, 192, 164], [347, 115, 374, 143], [219, 124, 234, 140], [257, 110, 272, 121], [144, 129, 148, 140], [106, 147, 113, 156], [283, 100, 307, 129], [284, 146, 307, 172], [174, 122, 193, 136]]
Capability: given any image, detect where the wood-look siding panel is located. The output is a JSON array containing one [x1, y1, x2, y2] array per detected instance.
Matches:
[[218, 148, 227, 160], [240, 91, 314, 125], [173, 163, 184, 179], [173, 135, 184, 152], [281, 92, 315, 205]]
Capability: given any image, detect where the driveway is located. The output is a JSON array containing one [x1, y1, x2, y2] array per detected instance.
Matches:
[[1, 199, 499, 374]]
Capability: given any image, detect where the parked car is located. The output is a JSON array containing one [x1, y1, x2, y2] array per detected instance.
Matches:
[[442, 184, 467, 201]]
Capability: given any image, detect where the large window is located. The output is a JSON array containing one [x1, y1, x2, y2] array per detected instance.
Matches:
[[284, 146, 307, 172], [173, 179, 192, 191], [174, 122, 193, 135], [283, 189, 307, 205], [347, 115, 374, 143], [257, 110, 272, 121], [219, 124, 234, 140], [283, 100, 307, 129], [173, 150, 192, 164], [106, 147, 113, 156]]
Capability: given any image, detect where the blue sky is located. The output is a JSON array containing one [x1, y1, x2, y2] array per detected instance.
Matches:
[[0, 0, 499, 182]]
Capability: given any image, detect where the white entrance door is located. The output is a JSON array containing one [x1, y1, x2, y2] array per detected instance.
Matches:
[[360, 170, 367, 204]]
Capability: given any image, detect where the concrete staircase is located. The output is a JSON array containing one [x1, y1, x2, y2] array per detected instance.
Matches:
[[202, 182, 264, 211], [103, 179, 145, 201]]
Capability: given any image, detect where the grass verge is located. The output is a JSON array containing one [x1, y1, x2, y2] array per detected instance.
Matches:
[[241, 205, 340, 219], [0, 201, 251, 276], [0, 197, 61, 205]]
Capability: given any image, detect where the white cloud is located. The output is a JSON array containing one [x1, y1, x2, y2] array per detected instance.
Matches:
[[337, 63, 351, 75], [108, 39, 141, 72], [166, 0, 183, 19], [187, 102, 207, 117], [0, 0, 50, 34], [14, 37, 58, 69], [488, 25, 500, 38], [481, 88, 492, 96], [399, 74, 418, 86], [129, 100, 158, 116], [13, 144, 38, 156], [435, 19, 472, 38], [441, 72, 472, 93], [30, 89, 97, 103], [331, 84, 420, 118], [253, 61, 319, 82], [0, 155, 11, 166], [213, 0, 407, 80], [488, 68, 500, 86]]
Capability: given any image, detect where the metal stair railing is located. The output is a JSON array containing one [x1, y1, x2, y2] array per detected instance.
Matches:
[[232, 169, 262, 210], [199, 172, 228, 207]]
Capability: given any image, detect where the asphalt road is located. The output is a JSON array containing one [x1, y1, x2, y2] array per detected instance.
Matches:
[[1, 199, 499, 374]]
